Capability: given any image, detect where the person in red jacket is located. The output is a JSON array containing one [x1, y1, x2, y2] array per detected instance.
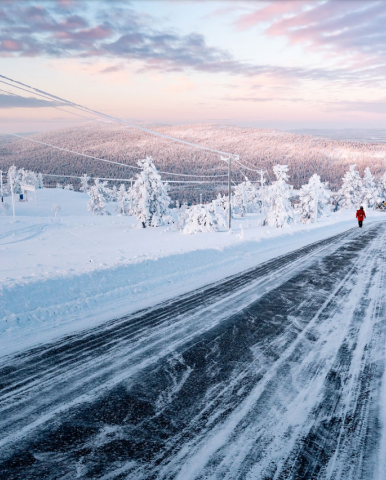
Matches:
[[356, 206, 366, 228]]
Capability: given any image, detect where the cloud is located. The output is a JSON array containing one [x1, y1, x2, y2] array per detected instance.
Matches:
[[223, 96, 304, 103], [234, 1, 386, 66], [329, 99, 386, 115], [1, 1, 386, 85], [0, 94, 62, 109], [100, 64, 124, 74]]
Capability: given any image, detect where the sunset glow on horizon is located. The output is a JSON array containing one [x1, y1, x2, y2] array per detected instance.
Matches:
[[1, 0, 386, 133]]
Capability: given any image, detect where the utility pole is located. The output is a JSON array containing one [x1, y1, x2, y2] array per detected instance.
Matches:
[[200, 193, 202, 205], [0, 170, 3, 202], [221, 155, 235, 231]]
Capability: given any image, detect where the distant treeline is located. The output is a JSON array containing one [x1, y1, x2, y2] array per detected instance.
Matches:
[[1, 122, 385, 204]]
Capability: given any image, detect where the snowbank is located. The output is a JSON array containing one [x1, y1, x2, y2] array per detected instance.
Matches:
[[1, 188, 385, 357]]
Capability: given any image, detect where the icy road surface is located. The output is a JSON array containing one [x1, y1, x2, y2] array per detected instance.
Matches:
[[1, 222, 386, 479]]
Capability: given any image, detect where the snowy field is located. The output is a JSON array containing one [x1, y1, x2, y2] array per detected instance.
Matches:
[[1, 188, 385, 357]]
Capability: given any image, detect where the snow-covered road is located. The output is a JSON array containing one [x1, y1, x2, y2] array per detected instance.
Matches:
[[1, 222, 386, 479]]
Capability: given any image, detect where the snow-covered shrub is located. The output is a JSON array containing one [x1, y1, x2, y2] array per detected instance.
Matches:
[[263, 164, 294, 228], [338, 165, 363, 209], [1, 202, 10, 215], [80, 174, 90, 193], [183, 202, 226, 234], [56, 183, 64, 189], [87, 179, 110, 215], [51, 204, 61, 217], [176, 202, 189, 230], [64, 183, 74, 190], [296, 174, 331, 224], [130, 156, 172, 227], [362, 167, 379, 209]]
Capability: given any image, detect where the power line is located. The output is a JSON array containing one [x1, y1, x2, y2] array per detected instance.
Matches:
[[40, 173, 223, 184], [0, 81, 96, 121], [5, 133, 228, 178], [0, 75, 236, 158]]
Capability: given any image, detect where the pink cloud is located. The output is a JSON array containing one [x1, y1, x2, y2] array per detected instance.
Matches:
[[1, 39, 22, 51], [234, 1, 386, 66], [235, 1, 309, 31], [55, 25, 112, 41]]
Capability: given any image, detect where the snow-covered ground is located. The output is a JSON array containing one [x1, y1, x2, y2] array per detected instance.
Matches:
[[1, 188, 385, 357]]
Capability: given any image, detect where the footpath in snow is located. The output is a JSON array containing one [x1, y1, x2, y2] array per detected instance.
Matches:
[[1, 188, 385, 356]]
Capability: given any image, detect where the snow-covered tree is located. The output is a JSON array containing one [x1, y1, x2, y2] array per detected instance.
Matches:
[[80, 174, 90, 193], [116, 184, 133, 215], [183, 201, 226, 234], [20, 169, 38, 189], [37, 173, 44, 189], [338, 165, 363, 209], [7, 166, 22, 194], [233, 179, 260, 216], [64, 183, 74, 190], [87, 179, 110, 215], [296, 174, 331, 224], [378, 171, 386, 202], [130, 156, 172, 227], [244, 178, 260, 212], [233, 182, 248, 217], [109, 185, 118, 202], [263, 164, 294, 228], [214, 193, 230, 214], [362, 167, 379, 209]]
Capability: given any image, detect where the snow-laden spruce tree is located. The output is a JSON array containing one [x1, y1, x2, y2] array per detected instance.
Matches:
[[20, 169, 38, 189], [214, 193, 230, 214], [80, 174, 90, 193], [378, 171, 386, 202], [37, 173, 44, 189], [362, 167, 379, 209], [130, 156, 172, 227], [87, 179, 110, 215], [233, 179, 260, 215], [233, 182, 248, 217], [296, 174, 330, 224], [183, 201, 226, 234], [338, 165, 363, 209], [116, 184, 133, 215], [244, 178, 260, 213], [263, 164, 294, 228], [7, 166, 22, 194]]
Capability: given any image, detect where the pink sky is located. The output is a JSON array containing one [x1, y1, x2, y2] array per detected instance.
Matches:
[[1, 0, 386, 132]]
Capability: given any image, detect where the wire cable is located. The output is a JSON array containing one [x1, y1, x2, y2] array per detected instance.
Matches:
[[4, 133, 228, 178], [0, 75, 236, 158], [0, 81, 96, 121]]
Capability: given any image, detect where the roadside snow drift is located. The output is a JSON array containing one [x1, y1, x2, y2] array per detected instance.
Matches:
[[1, 188, 385, 356]]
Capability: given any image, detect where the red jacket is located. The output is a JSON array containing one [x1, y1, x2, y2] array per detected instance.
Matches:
[[356, 209, 366, 221]]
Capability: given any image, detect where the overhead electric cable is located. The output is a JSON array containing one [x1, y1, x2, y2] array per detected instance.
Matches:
[[5, 133, 228, 178], [0, 75, 236, 158], [0, 84, 97, 121]]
